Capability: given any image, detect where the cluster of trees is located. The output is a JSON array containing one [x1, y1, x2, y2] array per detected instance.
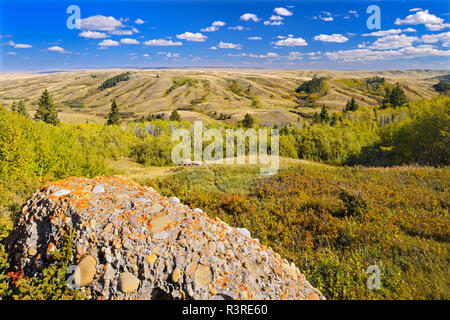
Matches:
[[98, 72, 131, 90], [295, 76, 327, 94], [382, 83, 408, 108], [433, 80, 450, 93]]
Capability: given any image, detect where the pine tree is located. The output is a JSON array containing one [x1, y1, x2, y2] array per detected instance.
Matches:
[[169, 110, 181, 121], [389, 83, 408, 107], [344, 97, 359, 112], [106, 99, 121, 125], [35, 89, 59, 125], [16, 100, 29, 117], [319, 105, 330, 123], [11, 101, 17, 112], [242, 113, 254, 128]]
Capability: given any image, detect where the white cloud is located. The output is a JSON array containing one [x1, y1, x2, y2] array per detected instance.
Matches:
[[270, 15, 284, 21], [425, 22, 450, 31], [228, 26, 245, 31], [273, 7, 293, 16], [8, 52, 17, 55], [240, 13, 259, 22], [348, 10, 359, 18], [248, 52, 279, 58], [143, 39, 182, 46], [287, 51, 303, 60], [176, 32, 207, 42], [362, 28, 416, 37], [47, 46, 67, 53], [367, 34, 419, 50], [79, 15, 123, 31], [134, 18, 144, 25], [110, 29, 134, 36], [13, 43, 32, 49], [143, 54, 150, 57], [201, 21, 226, 32], [395, 9, 443, 26], [318, 11, 334, 22], [264, 20, 283, 26], [79, 31, 108, 39], [218, 41, 242, 49], [248, 36, 262, 40], [120, 38, 140, 44], [314, 33, 349, 43], [422, 31, 450, 47], [409, 8, 422, 12], [274, 36, 308, 47], [209, 46, 217, 50], [166, 52, 179, 58], [98, 39, 119, 46]]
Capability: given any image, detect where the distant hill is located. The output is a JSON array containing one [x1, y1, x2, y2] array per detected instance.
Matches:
[[0, 68, 446, 126]]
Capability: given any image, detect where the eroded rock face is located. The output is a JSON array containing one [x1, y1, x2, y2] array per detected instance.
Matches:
[[7, 176, 325, 300]]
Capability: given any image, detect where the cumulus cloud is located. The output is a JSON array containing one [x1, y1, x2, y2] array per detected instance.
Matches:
[[98, 39, 119, 46], [201, 21, 226, 32], [79, 31, 108, 39], [110, 29, 134, 36], [217, 41, 242, 49], [176, 32, 207, 42], [248, 36, 262, 40], [422, 31, 450, 47], [274, 36, 308, 47], [348, 10, 359, 18], [240, 13, 259, 22], [143, 39, 182, 46], [120, 38, 140, 44], [273, 7, 293, 16], [395, 9, 443, 26], [314, 33, 349, 43], [287, 51, 303, 61], [247, 52, 279, 58], [79, 15, 123, 31], [47, 46, 67, 53], [264, 20, 283, 26], [13, 43, 32, 49], [134, 18, 144, 24], [366, 34, 419, 50], [362, 28, 416, 37], [270, 15, 284, 21]]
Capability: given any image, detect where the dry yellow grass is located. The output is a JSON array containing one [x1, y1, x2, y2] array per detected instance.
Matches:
[[0, 68, 446, 125]]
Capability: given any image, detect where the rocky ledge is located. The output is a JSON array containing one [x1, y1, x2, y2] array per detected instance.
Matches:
[[7, 176, 324, 300]]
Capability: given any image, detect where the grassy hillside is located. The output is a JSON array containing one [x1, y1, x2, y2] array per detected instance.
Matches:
[[0, 69, 446, 126], [144, 162, 450, 300]]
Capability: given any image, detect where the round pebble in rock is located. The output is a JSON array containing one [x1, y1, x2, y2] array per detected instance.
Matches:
[[170, 197, 180, 204], [119, 272, 140, 293], [92, 184, 105, 194], [153, 231, 169, 240]]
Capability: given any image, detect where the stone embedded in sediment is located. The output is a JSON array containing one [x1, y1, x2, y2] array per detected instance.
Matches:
[[7, 175, 325, 300]]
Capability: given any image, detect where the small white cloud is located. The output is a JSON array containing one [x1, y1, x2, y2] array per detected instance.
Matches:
[[318, 11, 334, 22], [228, 26, 245, 30], [409, 8, 422, 12], [110, 29, 134, 35], [218, 41, 242, 49], [274, 37, 308, 47], [8, 52, 17, 55], [134, 18, 144, 24], [287, 51, 303, 61], [176, 32, 207, 42], [201, 21, 226, 32], [143, 53, 150, 57], [98, 39, 119, 46], [47, 46, 67, 53], [314, 33, 349, 43], [264, 20, 283, 26], [270, 15, 284, 21], [14, 43, 32, 48], [79, 31, 108, 39], [120, 38, 140, 44], [248, 36, 262, 40], [274, 7, 293, 16], [367, 34, 419, 50], [209, 46, 217, 50], [422, 31, 450, 47], [143, 39, 182, 46], [240, 13, 259, 22], [363, 28, 417, 37]]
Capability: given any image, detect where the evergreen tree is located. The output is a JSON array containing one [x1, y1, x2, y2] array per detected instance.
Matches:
[[344, 97, 359, 112], [389, 83, 408, 107], [169, 110, 181, 121], [16, 100, 29, 117], [319, 105, 330, 123], [242, 113, 254, 128], [10, 101, 17, 112], [382, 87, 392, 108], [106, 99, 121, 125], [35, 89, 59, 125]]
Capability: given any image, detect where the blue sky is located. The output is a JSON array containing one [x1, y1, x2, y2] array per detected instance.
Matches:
[[1, 0, 449, 70]]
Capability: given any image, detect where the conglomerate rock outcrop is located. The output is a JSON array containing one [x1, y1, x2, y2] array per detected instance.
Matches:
[[7, 175, 324, 300]]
